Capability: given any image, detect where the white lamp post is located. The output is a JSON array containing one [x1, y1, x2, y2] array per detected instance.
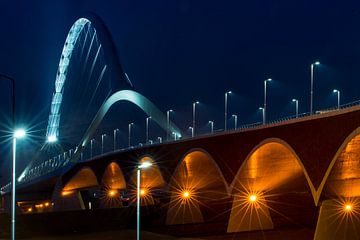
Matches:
[[292, 99, 299, 118], [166, 110, 173, 141], [137, 161, 152, 240], [333, 89, 340, 109], [101, 134, 106, 154], [264, 78, 272, 124], [225, 91, 232, 131], [192, 101, 199, 137], [12, 129, 26, 240], [208, 121, 214, 134], [157, 137, 162, 143], [189, 126, 194, 138], [128, 123, 134, 148], [113, 129, 119, 151], [232, 114, 238, 130], [310, 61, 320, 115], [146, 116, 151, 143], [259, 107, 265, 124], [90, 139, 95, 158]]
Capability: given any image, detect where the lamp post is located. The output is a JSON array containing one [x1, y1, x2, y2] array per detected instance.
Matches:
[[113, 129, 119, 151], [225, 91, 232, 131], [172, 132, 177, 140], [101, 134, 106, 154], [157, 137, 162, 143], [264, 78, 272, 124], [333, 89, 340, 109], [208, 121, 214, 134], [189, 126, 194, 138], [12, 129, 26, 240], [146, 116, 151, 143], [232, 114, 238, 130], [90, 139, 95, 158], [137, 161, 152, 240], [192, 101, 199, 137], [292, 99, 299, 118], [128, 123, 134, 148], [166, 110, 173, 141], [310, 61, 320, 115], [259, 107, 265, 124]]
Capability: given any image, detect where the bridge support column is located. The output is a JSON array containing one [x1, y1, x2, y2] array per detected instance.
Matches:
[[314, 198, 360, 240], [51, 180, 86, 211], [227, 194, 273, 233]]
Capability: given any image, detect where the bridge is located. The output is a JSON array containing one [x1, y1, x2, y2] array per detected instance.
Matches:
[[1, 15, 360, 240]]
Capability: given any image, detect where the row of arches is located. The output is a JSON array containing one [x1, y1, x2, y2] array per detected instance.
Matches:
[[54, 128, 360, 237]]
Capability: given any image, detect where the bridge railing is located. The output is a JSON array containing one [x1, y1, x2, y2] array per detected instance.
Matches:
[[2, 98, 360, 193]]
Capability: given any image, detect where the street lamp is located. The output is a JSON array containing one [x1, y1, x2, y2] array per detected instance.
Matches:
[[166, 109, 173, 141], [310, 61, 320, 115], [113, 129, 119, 151], [189, 126, 194, 138], [146, 116, 151, 143], [101, 134, 107, 154], [12, 128, 26, 240], [208, 121, 214, 134], [292, 99, 299, 118], [157, 137, 162, 143], [264, 78, 272, 124], [137, 161, 153, 240], [90, 139, 95, 158], [172, 132, 177, 140], [128, 123, 134, 148], [232, 114, 238, 130], [333, 89, 340, 109], [192, 101, 199, 137], [225, 91, 232, 131], [259, 107, 265, 124]]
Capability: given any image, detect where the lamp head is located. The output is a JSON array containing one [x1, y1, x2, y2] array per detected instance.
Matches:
[[139, 161, 152, 169], [14, 129, 26, 139], [315, 61, 320, 65], [47, 135, 57, 143], [333, 89, 339, 93], [266, 78, 272, 82], [292, 99, 297, 102], [259, 107, 264, 110]]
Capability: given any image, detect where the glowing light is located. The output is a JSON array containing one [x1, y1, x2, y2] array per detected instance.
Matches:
[[108, 189, 117, 197], [249, 194, 258, 203], [14, 129, 26, 138], [182, 190, 191, 199], [140, 188, 148, 196], [139, 161, 152, 169], [61, 190, 72, 196], [27, 207, 32, 212], [47, 135, 57, 143], [44, 202, 50, 207], [315, 61, 320, 65], [344, 203, 353, 212]]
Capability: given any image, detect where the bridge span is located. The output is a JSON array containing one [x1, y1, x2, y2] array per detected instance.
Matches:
[[2, 104, 360, 240]]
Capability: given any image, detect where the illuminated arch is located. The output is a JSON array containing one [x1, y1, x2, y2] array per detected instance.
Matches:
[[46, 16, 132, 142], [166, 149, 230, 225], [102, 162, 126, 190], [228, 138, 316, 233], [317, 127, 360, 202], [63, 167, 99, 191], [71, 90, 182, 163]]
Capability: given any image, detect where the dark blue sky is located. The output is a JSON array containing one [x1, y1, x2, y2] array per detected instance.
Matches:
[[1, 0, 360, 184]]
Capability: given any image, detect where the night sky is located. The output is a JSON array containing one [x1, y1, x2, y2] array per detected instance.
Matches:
[[1, 0, 360, 184]]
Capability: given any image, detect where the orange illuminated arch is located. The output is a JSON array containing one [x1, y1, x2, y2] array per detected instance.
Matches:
[[228, 138, 316, 233], [317, 127, 360, 202], [102, 162, 126, 190], [166, 149, 230, 225], [130, 155, 165, 189], [63, 167, 99, 191]]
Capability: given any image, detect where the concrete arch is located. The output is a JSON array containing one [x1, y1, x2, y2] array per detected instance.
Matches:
[[101, 162, 126, 190], [316, 127, 360, 202], [228, 138, 316, 233], [230, 138, 316, 200], [166, 148, 230, 225], [63, 166, 99, 191], [69, 90, 182, 163], [130, 155, 166, 189]]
